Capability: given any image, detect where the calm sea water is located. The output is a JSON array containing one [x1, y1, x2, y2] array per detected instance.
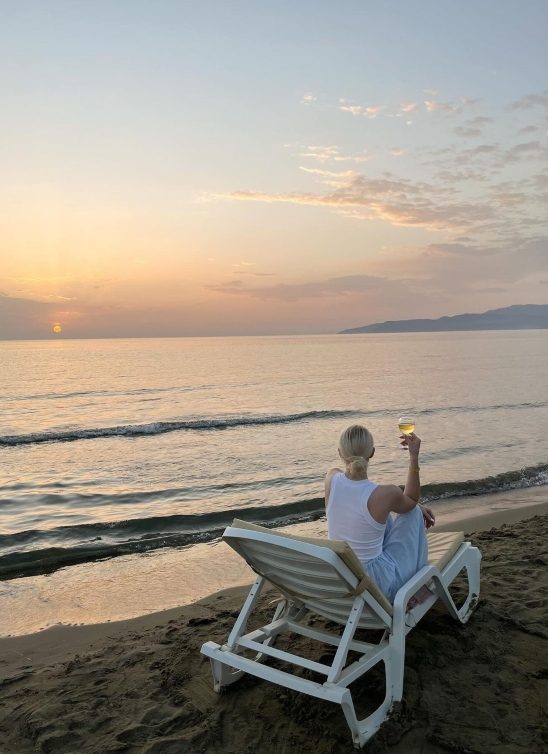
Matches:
[[1, 331, 548, 579]]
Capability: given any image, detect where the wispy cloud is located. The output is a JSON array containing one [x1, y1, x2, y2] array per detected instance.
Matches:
[[505, 140, 548, 162], [298, 144, 368, 163], [301, 93, 317, 105], [338, 100, 386, 118], [416, 237, 548, 284], [337, 94, 479, 119], [424, 97, 479, 114], [467, 116, 493, 127], [207, 274, 404, 301], [508, 90, 548, 110], [206, 235, 548, 318], [454, 126, 482, 138], [454, 116, 493, 138], [208, 90, 548, 256], [213, 170, 494, 232], [399, 102, 419, 113]]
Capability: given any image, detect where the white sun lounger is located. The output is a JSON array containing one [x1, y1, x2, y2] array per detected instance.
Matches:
[[201, 519, 481, 748]]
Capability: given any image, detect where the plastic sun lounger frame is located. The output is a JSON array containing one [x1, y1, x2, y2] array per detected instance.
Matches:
[[201, 519, 481, 749]]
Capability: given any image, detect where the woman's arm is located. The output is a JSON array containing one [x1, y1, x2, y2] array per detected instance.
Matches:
[[401, 432, 435, 526], [324, 467, 342, 507], [369, 434, 423, 521], [402, 432, 421, 502]]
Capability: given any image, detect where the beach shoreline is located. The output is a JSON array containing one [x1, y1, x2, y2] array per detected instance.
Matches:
[[2, 494, 547, 660], [1, 486, 548, 640], [1, 503, 546, 753]]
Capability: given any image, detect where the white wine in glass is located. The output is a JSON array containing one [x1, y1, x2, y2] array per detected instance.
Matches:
[[398, 416, 415, 435]]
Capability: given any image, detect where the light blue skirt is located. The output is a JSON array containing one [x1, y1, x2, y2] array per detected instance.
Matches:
[[362, 506, 428, 603]]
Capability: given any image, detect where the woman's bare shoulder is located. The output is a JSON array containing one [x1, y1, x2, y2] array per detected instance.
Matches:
[[325, 467, 343, 479], [370, 484, 403, 502], [368, 484, 404, 521]]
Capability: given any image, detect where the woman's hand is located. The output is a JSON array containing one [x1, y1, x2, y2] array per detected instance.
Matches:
[[419, 503, 435, 529], [400, 432, 421, 459]]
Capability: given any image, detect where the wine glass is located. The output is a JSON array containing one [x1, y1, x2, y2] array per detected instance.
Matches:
[[398, 416, 415, 436]]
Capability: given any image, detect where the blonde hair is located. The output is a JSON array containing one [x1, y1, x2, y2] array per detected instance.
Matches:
[[339, 424, 374, 478]]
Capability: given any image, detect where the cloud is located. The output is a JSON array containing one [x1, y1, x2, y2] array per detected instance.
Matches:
[[413, 237, 548, 285], [338, 100, 386, 118], [399, 102, 419, 113], [207, 274, 404, 301], [334, 92, 479, 121], [205, 236, 548, 324], [298, 167, 360, 189], [239, 271, 276, 277], [301, 93, 317, 105], [508, 90, 548, 110], [298, 144, 368, 163], [424, 97, 479, 115], [454, 116, 493, 138], [208, 92, 547, 258], [466, 116, 493, 127], [212, 170, 495, 232], [517, 125, 539, 135], [435, 169, 489, 183], [422, 136, 548, 200], [454, 126, 482, 138], [505, 140, 548, 162], [0, 294, 56, 339], [0, 292, 239, 339], [531, 173, 548, 190]]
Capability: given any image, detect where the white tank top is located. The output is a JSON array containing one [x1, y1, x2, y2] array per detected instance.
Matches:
[[326, 472, 385, 564]]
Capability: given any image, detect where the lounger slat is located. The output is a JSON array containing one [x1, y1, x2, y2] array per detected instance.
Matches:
[[237, 637, 331, 675], [285, 621, 378, 652], [241, 542, 349, 578], [242, 548, 344, 580], [241, 544, 357, 598], [303, 601, 383, 628]]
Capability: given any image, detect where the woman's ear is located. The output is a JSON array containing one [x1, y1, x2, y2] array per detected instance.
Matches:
[[370, 447, 376, 459]]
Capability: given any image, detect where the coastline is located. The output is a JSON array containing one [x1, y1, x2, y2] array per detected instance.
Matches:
[[1, 503, 546, 753], [2, 493, 547, 656], [1, 485, 548, 639]]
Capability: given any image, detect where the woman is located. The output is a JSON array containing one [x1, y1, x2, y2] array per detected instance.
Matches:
[[325, 424, 435, 602]]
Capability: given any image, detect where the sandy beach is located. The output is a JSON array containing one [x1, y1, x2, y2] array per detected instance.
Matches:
[[1, 504, 547, 754]]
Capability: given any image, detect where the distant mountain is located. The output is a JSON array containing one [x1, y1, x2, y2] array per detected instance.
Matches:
[[339, 304, 548, 334]]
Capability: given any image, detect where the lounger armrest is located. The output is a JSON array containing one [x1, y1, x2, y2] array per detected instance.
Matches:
[[392, 565, 439, 616]]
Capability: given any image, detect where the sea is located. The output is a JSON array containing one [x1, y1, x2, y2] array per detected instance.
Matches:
[[1, 331, 548, 633]]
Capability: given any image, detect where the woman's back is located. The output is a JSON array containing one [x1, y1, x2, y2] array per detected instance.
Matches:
[[326, 472, 385, 564]]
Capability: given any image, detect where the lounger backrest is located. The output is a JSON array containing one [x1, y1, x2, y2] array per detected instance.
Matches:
[[225, 519, 393, 623]]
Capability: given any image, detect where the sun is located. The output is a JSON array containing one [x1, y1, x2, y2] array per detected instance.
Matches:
[[52, 323, 62, 334]]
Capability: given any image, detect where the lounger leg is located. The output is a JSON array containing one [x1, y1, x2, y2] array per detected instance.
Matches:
[[433, 546, 481, 625], [339, 660, 395, 749], [226, 575, 266, 650], [208, 576, 267, 692], [388, 611, 406, 701], [208, 656, 245, 692], [327, 597, 364, 683], [456, 546, 481, 623]]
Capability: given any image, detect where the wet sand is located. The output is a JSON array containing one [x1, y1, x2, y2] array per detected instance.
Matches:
[[1, 501, 547, 753], [2, 485, 547, 638]]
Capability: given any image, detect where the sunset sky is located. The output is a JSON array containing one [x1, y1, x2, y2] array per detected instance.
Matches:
[[1, 0, 547, 338]]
